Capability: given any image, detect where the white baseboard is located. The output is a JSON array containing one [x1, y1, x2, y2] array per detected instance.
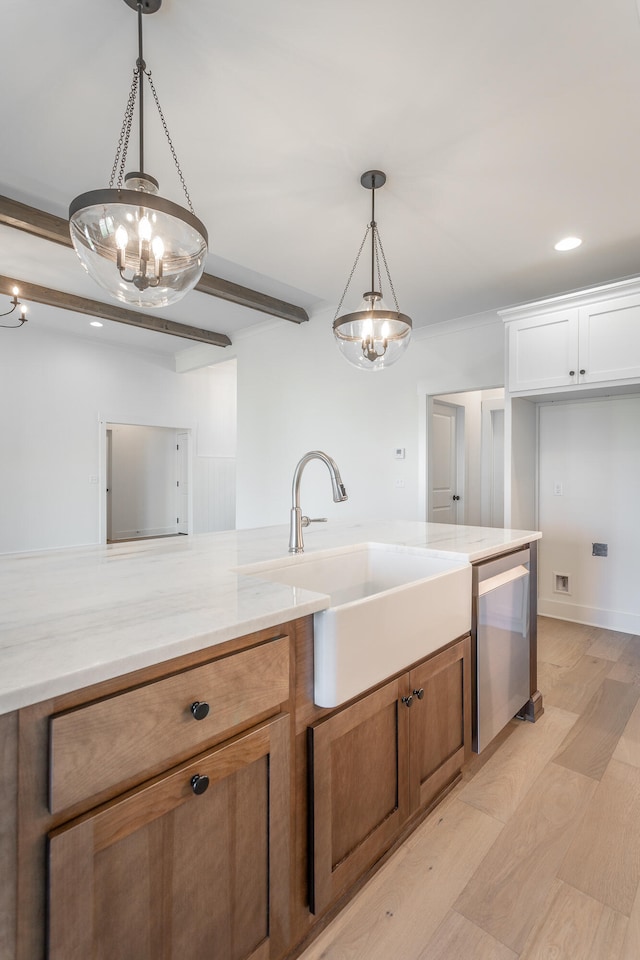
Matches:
[[538, 597, 640, 634], [111, 525, 178, 541]]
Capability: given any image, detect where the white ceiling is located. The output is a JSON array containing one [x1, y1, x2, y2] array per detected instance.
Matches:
[[3, 0, 640, 356]]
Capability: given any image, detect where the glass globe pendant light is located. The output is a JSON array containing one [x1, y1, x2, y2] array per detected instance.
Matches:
[[68, 0, 208, 308], [333, 171, 412, 370]]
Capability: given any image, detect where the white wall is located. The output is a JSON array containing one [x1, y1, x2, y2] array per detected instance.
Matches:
[[537, 395, 640, 633], [0, 303, 502, 552], [0, 326, 237, 553], [235, 308, 504, 529]]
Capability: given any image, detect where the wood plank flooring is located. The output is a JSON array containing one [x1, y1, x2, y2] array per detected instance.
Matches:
[[297, 617, 640, 960]]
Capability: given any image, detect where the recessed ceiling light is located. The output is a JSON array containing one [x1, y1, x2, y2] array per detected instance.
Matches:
[[554, 236, 582, 252], [90, 320, 103, 328]]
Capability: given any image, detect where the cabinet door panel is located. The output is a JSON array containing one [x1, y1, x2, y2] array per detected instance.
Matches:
[[410, 636, 471, 811], [309, 678, 409, 915], [579, 296, 640, 384], [508, 311, 578, 392], [49, 716, 289, 960]]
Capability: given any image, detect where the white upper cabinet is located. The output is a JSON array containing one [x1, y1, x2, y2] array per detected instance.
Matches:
[[502, 280, 640, 397], [507, 309, 579, 392], [578, 294, 640, 385]]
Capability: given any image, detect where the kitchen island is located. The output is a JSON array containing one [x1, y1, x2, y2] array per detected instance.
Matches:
[[0, 520, 540, 960], [0, 520, 540, 714]]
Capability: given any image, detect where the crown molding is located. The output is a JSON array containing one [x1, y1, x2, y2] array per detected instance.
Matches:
[[498, 275, 640, 322]]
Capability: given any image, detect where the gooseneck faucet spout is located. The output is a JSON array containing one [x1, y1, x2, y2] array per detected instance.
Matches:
[[289, 451, 348, 554]]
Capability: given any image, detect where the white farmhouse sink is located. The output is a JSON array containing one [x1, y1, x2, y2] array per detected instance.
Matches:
[[238, 542, 471, 707]]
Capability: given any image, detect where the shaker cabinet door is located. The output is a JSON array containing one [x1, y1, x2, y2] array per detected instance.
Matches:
[[578, 295, 640, 385], [508, 310, 579, 392], [48, 715, 290, 960], [308, 677, 410, 915], [409, 636, 471, 811]]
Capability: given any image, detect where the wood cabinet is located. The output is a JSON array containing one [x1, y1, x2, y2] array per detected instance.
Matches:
[[45, 635, 292, 960], [1, 623, 294, 960], [506, 291, 640, 396], [48, 715, 290, 960], [48, 637, 290, 814], [408, 639, 470, 811], [3, 614, 477, 960], [308, 635, 471, 915]]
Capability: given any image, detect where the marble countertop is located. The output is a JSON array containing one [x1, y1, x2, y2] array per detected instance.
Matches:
[[0, 520, 540, 714]]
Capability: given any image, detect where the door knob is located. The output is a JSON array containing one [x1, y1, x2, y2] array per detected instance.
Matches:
[[190, 701, 210, 721], [401, 695, 414, 708], [412, 688, 425, 700], [191, 774, 210, 795]]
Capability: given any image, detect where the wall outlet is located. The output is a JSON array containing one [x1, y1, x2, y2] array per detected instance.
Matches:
[[553, 572, 571, 595], [553, 481, 563, 496], [395, 478, 405, 488], [394, 448, 405, 460]]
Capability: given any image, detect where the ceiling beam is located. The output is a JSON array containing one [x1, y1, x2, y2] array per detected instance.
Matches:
[[0, 275, 232, 348], [0, 194, 309, 325]]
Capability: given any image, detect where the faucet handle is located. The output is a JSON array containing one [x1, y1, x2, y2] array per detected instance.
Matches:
[[301, 516, 328, 527]]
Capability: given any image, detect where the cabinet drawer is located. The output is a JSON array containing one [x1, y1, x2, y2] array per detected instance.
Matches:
[[49, 636, 289, 814]]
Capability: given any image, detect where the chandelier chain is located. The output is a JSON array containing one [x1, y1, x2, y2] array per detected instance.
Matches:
[[146, 70, 195, 214], [375, 229, 400, 313], [333, 225, 371, 321], [109, 69, 141, 190]]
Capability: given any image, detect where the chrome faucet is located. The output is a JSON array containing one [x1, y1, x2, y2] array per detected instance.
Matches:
[[289, 451, 348, 553]]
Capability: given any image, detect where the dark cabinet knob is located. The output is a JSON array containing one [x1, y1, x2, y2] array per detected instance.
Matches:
[[191, 774, 210, 795], [413, 688, 425, 700], [190, 701, 210, 721], [401, 695, 414, 708], [580, 369, 586, 375], [452, 495, 460, 501], [569, 370, 575, 376]]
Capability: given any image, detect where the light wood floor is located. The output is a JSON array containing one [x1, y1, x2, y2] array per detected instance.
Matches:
[[298, 617, 640, 960]]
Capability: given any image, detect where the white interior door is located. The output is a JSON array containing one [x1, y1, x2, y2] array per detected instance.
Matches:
[[176, 432, 189, 535], [429, 401, 463, 523]]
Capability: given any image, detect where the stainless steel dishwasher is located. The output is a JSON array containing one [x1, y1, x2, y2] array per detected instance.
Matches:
[[472, 548, 531, 752]]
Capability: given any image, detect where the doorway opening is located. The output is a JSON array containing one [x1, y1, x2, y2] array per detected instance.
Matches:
[[426, 389, 505, 526], [102, 423, 192, 544]]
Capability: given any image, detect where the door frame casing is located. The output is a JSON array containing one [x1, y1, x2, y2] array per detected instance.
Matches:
[[98, 416, 195, 544], [480, 399, 505, 526]]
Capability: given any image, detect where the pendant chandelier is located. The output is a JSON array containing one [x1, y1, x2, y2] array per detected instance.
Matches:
[[0, 286, 28, 328], [69, 0, 208, 308], [333, 170, 412, 370]]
